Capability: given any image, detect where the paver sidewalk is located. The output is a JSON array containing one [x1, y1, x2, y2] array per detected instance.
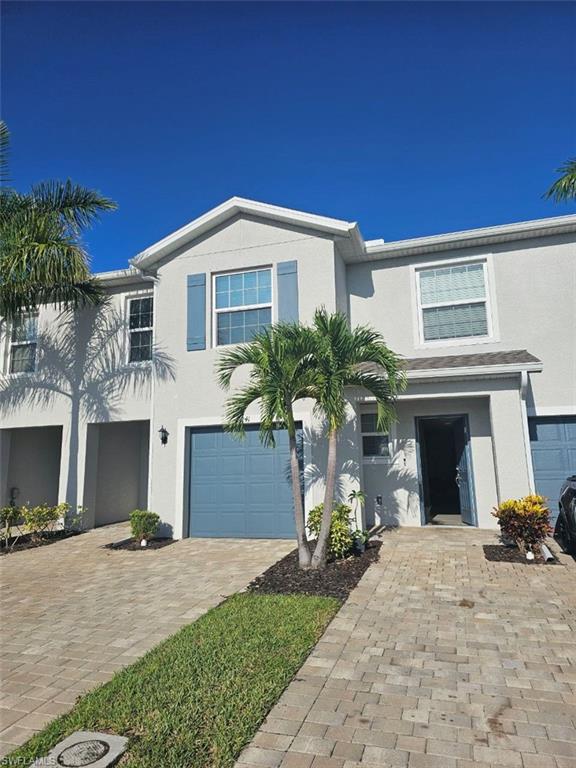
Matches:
[[237, 527, 576, 768], [0, 523, 293, 757]]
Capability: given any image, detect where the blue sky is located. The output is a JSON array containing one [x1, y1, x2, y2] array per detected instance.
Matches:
[[3, 1, 575, 273]]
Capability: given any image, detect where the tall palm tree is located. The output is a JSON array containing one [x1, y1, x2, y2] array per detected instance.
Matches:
[[0, 121, 116, 319], [544, 158, 576, 202], [217, 323, 318, 568], [309, 308, 406, 569]]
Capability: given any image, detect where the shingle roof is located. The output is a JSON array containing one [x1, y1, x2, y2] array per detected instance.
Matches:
[[405, 349, 541, 371]]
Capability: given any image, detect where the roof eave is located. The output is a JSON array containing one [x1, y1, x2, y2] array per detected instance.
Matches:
[[131, 197, 362, 269], [406, 361, 544, 381], [360, 214, 576, 263]]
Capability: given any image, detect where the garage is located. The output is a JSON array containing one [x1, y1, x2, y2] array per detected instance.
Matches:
[[187, 425, 302, 539], [529, 416, 576, 523]]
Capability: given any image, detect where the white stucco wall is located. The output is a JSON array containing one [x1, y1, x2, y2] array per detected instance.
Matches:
[[149, 215, 341, 535], [347, 233, 576, 414]]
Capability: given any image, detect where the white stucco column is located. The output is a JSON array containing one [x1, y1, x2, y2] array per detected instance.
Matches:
[[489, 383, 532, 503]]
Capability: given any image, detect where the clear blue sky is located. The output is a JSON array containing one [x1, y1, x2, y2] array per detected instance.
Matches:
[[3, 1, 575, 272]]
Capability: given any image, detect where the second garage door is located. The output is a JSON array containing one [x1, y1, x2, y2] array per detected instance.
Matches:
[[188, 425, 302, 539], [530, 416, 576, 524]]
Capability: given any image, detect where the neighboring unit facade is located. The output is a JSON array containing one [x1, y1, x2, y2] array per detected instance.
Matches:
[[1, 198, 575, 536]]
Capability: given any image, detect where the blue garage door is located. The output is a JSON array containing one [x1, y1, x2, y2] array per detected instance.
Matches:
[[188, 425, 302, 539], [529, 416, 576, 524]]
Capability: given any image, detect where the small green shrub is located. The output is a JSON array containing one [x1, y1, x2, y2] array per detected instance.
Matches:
[[22, 503, 64, 542], [130, 509, 160, 541], [307, 503, 354, 559], [0, 506, 22, 545], [63, 504, 87, 532], [492, 494, 552, 551]]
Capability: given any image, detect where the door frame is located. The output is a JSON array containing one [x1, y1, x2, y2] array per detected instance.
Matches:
[[415, 413, 478, 527]]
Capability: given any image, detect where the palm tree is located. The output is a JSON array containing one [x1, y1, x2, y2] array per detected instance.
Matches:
[[309, 308, 405, 569], [0, 121, 116, 319], [544, 158, 576, 202], [217, 323, 318, 568]]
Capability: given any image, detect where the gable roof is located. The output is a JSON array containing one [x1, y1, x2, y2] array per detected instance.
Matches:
[[124, 197, 576, 274], [130, 197, 364, 271]]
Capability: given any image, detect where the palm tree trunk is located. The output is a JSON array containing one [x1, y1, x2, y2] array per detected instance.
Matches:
[[286, 406, 311, 569], [311, 426, 338, 569]]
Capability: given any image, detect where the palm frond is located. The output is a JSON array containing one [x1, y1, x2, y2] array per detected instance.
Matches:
[[0, 120, 10, 185], [29, 180, 117, 231], [544, 158, 576, 203]]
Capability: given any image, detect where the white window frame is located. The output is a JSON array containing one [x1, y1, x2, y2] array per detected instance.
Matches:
[[212, 266, 273, 348], [360, 411, 391, 464], [411, 254, 499, 349], [126, 292, 154, 364], [7, 312, 38, 375]]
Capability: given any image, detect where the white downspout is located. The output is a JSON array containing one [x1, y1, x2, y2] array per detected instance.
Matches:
[[520, 370, 536, 493], [133, 268, 159, 511]]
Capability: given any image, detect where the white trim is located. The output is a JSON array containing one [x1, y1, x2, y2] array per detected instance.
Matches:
[[174, 410, 313, 540], [411, 255, 500, 349], [527, 406, 576, 417], [359, 411, 391, 463], [362, 213, 576, 263], [131, 197, 363, 270], [406, 361, 542, 381], [211, 266, 273, 348], [7, 313, 39, 375], [125, 292, 154, 365]]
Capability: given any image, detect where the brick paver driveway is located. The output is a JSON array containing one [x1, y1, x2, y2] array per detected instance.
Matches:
[[0, 523, 293, 756], [239, 527, 576, 768]]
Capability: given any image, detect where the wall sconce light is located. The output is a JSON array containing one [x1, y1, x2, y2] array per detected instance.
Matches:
[[158, 425, 169, 446]]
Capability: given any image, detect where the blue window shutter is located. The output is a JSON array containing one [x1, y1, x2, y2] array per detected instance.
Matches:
[[187, 273, 206, 351], [277, 261, 299, 323]]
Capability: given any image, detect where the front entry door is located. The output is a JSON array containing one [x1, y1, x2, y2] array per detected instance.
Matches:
[[416, 414, 477, 526], [453, 416, 475, 525]]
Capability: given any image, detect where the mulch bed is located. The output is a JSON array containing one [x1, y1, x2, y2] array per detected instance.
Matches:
[[0, 530, 82, 556], [483, 544, 560, 565], [103, 537, 175, 551], [248, 540, 382, 601]]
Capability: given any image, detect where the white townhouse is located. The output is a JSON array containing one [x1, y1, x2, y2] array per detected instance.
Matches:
[[1, 198, 575, 537]]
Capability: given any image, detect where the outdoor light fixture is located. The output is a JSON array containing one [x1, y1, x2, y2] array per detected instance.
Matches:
[[158, 425, 169, 445]]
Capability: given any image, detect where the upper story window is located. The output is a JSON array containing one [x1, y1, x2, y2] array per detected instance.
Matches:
[[361, 413, 390, 461], [214, 268, 272, 346], [9, 314, 38, 374], [417, 261, 490, 342], [129, 296, 153, 362]]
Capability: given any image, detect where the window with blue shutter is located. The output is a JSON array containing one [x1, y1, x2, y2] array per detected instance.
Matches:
[[214, 268, 272, 345], [418, 262, 490, 341]]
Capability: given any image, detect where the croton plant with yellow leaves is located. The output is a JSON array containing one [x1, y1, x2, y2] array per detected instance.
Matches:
[[492, 494, 552, 552]]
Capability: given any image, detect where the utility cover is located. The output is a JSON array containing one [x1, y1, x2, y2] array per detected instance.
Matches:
[[31, 731, 128, 768]]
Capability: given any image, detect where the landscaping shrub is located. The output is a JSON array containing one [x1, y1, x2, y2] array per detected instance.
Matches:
[[492, 494, 552, 551], [22, 503, 66, 542], [130, 509, 160, 541], [307, 503, 354, 559], [0, 505, 21, 545]]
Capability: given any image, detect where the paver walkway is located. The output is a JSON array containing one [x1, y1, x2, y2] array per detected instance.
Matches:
[[0, 523, 293, 757], [238, 527, 576, 768]]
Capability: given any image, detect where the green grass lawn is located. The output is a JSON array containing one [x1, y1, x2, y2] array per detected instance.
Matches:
[[10, 593, 339, 768]]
